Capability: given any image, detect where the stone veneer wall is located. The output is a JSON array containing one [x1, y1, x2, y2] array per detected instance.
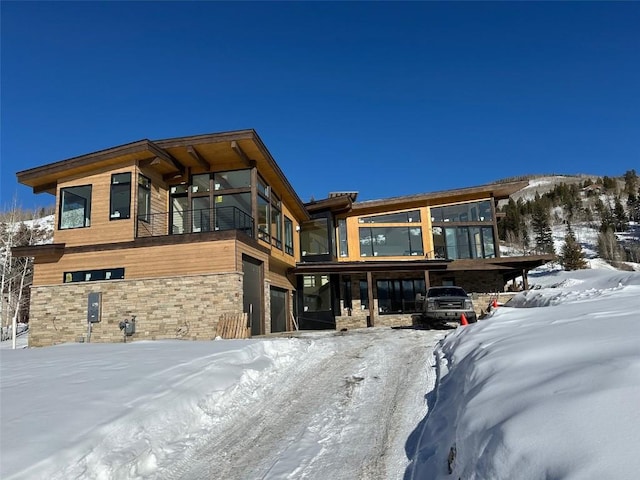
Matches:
[[29, 272, 244, 347], [336, 293, 520, 331]]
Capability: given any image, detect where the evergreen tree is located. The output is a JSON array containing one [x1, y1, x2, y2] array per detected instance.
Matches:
[[498, 198, 521, 240], [599, 206, 616, 233], [531, 202, 555, 255], [627, 189, 640, 223], [613, 196, 629, 232], [602, 176, 617, 192], [623, 169, 638, 195], [559, 223, 587, 270]]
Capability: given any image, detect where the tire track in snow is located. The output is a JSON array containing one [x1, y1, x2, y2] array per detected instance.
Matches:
[[163, 328, 443, 480]]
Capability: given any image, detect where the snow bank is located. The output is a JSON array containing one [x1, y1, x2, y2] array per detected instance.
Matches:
[[409, 269, 640, 480]]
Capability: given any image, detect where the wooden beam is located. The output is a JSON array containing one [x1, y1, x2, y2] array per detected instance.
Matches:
[[231, 140, 252, 167], [33, 181, 57, 194], [187, 146, 209, 169], [522, 268, 529, 290], [146, 140, 185, 175], [162, 171, 186, 182]]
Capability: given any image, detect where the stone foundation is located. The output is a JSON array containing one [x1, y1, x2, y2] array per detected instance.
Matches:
[[29, 272, 244, 347]]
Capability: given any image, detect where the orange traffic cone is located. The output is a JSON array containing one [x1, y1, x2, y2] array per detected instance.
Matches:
[[492, 299, 498, 309], [460, 313, 469, 326]]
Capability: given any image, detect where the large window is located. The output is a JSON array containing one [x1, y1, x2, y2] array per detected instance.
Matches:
[[191, 173, 211, 193], [430, 200, 495, 259], [110, 173, 131, 220], [359, 227, 423, 257], [360, 210, 421, 224], [164, 169, 283, 241], [214, 170, 251, 190], [138, 175, 151, 222], [170, 170, 254, 236], [432, 226, 496, 259], [302, 274, 332, 312], [377, 278, 426, 314], [59, 185, 92, 229], [192, 197, 211, 232], [215, 193, 252, 232], [430, 200, 492, 223], [301, 218, 330, 256]]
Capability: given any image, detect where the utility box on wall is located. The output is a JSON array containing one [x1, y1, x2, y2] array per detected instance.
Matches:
[[87, 292, 102, 323]]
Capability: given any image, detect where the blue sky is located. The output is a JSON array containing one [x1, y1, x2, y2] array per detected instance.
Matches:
[[1, 2, 638, 210]]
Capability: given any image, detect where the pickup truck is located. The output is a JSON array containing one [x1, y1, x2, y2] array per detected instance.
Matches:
[[415, 286, 477, 327]]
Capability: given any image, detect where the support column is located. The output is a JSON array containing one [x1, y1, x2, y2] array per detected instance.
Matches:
[[522, 268, 529, 290], [366, 271, 375, 327]]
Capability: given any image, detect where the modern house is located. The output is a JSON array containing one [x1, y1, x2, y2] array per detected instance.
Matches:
[[15, 129, 551, 346]]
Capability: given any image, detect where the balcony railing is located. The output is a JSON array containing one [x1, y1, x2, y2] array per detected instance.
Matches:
[[136, 206, 254, 238]]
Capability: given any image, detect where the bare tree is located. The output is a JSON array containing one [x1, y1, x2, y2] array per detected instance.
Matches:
[[1, 202, 52, 347]]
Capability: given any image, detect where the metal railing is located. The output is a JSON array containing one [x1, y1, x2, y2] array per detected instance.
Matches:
[[137, 206, 254, 238]]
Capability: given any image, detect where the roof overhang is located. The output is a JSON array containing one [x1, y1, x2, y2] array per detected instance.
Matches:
[[11, 243, 66, 263], [16, 140, 185, 195], [292, 254, 554, 275], [15, 129, 309, 221], [305, 194, 354, 215], [350, 181, 529, 214]]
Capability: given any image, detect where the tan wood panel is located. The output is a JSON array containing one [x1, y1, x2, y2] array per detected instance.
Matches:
[[33, 240, 237, 286], [54, 165, 138, 247], [268, 262, 295, 291]]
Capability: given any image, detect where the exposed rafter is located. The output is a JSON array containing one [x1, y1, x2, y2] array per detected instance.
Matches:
[[162, 171, 186, 182], [187, 146, 210, 169], [146, 140, 185, 175], [230, 140, 252, 167]]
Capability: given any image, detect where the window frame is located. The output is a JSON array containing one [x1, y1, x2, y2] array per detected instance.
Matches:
[[376, 278, 426, 314], [63, 267, 125, 283], [59, 184, 92, 230], [359, 226, 424, 257], [110, 173, 132, 220], [137, 174, 151, 223], [284, 216, 294, 256]]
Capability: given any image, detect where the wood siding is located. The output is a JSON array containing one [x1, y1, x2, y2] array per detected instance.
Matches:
[[33, 240, 238, 286], [54, 162, 138, 247]]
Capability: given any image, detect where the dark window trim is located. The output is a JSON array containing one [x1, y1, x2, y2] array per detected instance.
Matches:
[[284, 216, 294, 256], [376, 278, 426, 314], [63, 267, 125, 283], [137, 174, 151, 224], [110, 172, 132, 221], [59, 184, 92, 230], [359, 209, 421, 224]]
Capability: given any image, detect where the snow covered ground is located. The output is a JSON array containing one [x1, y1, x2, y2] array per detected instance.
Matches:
[[409, 268, 640, 479], [2, 269, 640, 479], [1, 327, 446, 479]]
